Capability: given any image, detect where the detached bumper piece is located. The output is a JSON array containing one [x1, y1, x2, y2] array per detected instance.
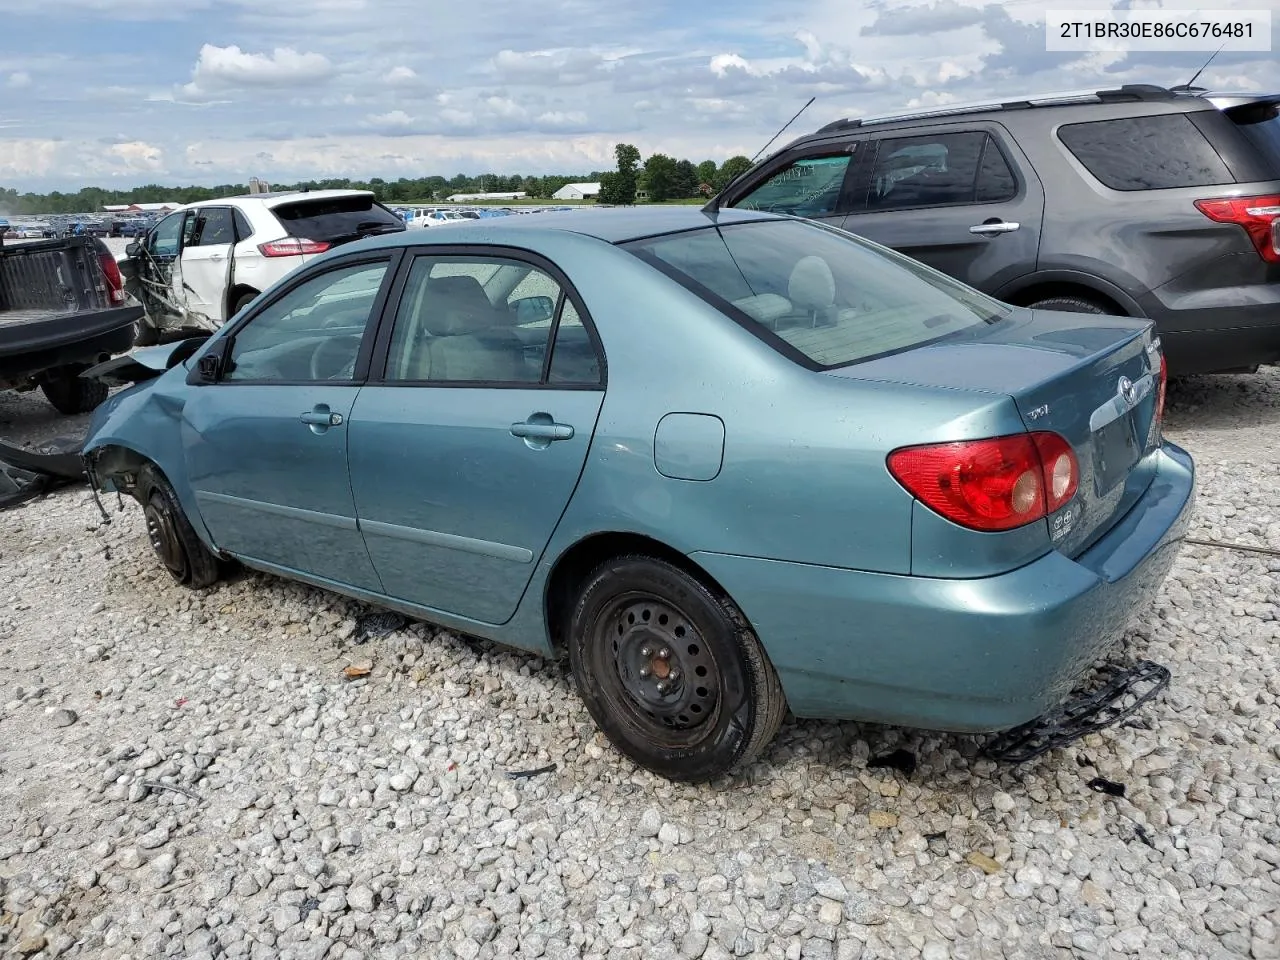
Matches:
[[983, 659, 1171, 763], [0, 436, 86, 511]]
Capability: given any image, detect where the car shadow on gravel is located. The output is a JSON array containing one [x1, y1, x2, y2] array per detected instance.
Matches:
[[1164, 366, 1280, 434]]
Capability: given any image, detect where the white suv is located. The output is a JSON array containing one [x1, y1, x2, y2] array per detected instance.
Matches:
[[122, 189, 405, 343]]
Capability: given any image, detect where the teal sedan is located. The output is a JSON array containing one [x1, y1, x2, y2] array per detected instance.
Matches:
[[82, 208, 1194, 781]]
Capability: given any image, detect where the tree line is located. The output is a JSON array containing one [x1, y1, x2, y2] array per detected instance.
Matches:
[[0, 147, 754, 215]]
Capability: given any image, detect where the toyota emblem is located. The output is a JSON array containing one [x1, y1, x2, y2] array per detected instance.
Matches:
[[1118, 376, 1136, 404]]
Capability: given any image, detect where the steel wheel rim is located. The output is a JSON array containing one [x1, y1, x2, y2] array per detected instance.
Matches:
[[144, 500, 186, 578], [592, 592, 722, 745]]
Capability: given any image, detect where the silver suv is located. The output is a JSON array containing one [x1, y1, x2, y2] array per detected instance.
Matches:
[[718, 84, 1280, 375]]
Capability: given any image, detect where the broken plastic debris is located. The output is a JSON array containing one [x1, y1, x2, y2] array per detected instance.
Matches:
[[1087, 776, 1126, 798], [355, 610, 407, 644], [965, 852, 1002, 874], [506, 763, 557, 779]]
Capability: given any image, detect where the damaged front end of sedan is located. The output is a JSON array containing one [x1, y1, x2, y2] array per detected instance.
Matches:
[[77, 336, 212, 506]]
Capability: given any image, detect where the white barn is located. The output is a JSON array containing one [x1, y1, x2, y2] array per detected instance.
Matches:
[[552, 182, 600, 201]]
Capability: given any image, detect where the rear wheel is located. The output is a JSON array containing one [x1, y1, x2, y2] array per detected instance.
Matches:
[[230, 290, 258, 317], [568, 555, 786, 782], [40, 366, 108, 415], [140, 467, 221, 589], [1026, 295, 1110, 315]]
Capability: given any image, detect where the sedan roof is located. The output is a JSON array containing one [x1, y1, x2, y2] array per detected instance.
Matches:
[[357, 205, 782, 248]]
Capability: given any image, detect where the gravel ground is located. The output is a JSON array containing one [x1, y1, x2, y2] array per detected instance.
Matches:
[[0, 371, 1278, 960]]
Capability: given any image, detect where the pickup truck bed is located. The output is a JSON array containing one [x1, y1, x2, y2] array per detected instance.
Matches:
[[0, 237, 142, 414]]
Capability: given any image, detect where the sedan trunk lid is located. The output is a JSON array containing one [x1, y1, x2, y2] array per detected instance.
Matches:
[[828, 308, 1164, 557]]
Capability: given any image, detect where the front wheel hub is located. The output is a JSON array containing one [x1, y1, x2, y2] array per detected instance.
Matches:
[[609, 598, 718, 731]]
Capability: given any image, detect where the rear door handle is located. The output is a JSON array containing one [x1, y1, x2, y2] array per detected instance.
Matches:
[[510, 421, 573, 441], [969, 221, 1020, 235]]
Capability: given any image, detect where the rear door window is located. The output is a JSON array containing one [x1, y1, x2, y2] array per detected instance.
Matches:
[[1057, 114, 1234, 190], [271, 195, 406, 244]]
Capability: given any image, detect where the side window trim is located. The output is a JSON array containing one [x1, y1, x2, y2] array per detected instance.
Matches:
[[366, 244, 606, 390], [973, 134, 1019, 204], [209, 250, 403, 386]]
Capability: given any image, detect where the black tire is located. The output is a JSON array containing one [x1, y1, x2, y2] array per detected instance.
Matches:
[[230, 290, 258, 317], [139, 467, 221, 589], [1027, 295, 1111, 315], [40, 367, 109, 415], [567, 555, 786, 782]]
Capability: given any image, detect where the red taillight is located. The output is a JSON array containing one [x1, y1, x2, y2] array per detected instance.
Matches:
[[98, 251, 126, 304], [1194, 194, 1280, 264], [258, 237, 330, 258], [887, 432, 1079, 532]]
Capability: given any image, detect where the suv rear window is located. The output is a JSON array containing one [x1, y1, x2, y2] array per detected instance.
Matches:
[[624, 219, 1007, 369], [1058, 114, 1234, 190], [1224, 100, 1280, 176], [272, 195, 405, 243]]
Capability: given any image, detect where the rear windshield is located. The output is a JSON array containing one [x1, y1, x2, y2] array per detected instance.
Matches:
[[1225, 100, 1280, 174], [272, 195, 406, 243], [623, 219, 1008, 369]]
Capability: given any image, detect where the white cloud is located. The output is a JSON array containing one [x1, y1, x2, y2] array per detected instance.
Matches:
[[6, 71, 32, 88], [364, 109, 415, 128], [383, 65, 417, 83], [177, 43, 334, 100], [107, 140, 165, 171]]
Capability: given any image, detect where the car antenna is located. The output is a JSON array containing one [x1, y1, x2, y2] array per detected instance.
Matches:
[[1170, 43, 1225, 92], [702, 96, 816, 216]]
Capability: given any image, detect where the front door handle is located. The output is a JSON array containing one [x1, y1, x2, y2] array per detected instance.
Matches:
[[510, 421, 573, 441], [969, 220, 1020, 235], [300, 405, 343, 431]]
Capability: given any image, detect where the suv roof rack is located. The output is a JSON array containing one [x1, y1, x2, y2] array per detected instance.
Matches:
[[813, 84, 1180, 135]]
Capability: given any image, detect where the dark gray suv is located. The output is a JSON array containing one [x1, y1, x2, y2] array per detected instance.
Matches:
[[717, 84, 1280, 375]]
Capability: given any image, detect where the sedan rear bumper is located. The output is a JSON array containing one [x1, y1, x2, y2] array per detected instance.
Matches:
[[691, 442, 1195, 733]]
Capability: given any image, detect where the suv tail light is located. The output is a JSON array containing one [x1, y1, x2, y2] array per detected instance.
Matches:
[[1194, 194, 1280, 263], [98, 249, 126, 304], [258, 237, 330, 258], [887, 432, 1079, 532]]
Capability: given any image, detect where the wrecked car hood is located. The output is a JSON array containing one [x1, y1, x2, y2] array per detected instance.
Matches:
[[85, 336, 209, 386]]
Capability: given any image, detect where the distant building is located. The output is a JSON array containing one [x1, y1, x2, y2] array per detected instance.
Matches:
[[127, 202, 183, 213], [445, 191, 527, 202], [552, 182, 601, 201]]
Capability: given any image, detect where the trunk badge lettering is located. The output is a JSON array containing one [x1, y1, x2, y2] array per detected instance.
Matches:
[[1026, 404, 1049, 420]]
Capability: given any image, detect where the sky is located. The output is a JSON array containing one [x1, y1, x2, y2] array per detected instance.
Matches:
[[1, 0, 1278, 191]]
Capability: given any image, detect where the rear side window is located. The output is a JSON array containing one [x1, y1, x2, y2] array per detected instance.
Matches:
[[1224, 100, 1280, 177], [625, 219, 1008, 369], [271, 195, 406, 243], [1058, 114, 1234, 190], [865, 132, 1015, 210]]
